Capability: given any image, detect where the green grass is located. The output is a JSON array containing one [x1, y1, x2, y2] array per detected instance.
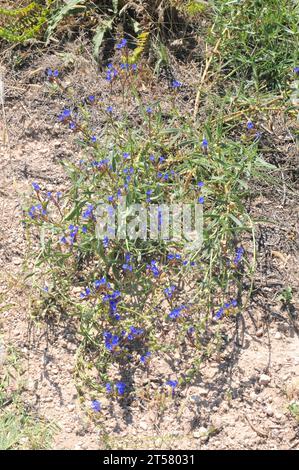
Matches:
[[210, 0, 299, 91], [0, 343, 57, 449]]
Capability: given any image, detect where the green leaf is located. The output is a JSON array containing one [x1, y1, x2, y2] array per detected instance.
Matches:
[[112, 0, 119, 14], [93, 18, 114, 60], [228, 213, 244, 227], [46, 0, 87, 43]]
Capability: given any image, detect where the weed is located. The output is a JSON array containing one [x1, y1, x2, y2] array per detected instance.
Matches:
[[23, 32, 275, 412]]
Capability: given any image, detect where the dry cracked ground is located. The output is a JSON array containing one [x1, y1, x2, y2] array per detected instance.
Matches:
[[0, 43, 299, 450]]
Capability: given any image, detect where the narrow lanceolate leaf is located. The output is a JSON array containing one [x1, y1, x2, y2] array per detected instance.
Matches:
[[46, 0, 87, 43], [93, 18, 114, 60], [112, 0, 119, 14]]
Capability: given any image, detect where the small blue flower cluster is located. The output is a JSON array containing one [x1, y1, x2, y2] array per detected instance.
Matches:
[[171, 80, 182, 88], [164, 285, 176, 298], [28, 204, 47, 219], [60, 225, 80, 245], [214, 299, 238, 320], [106, 63, 118, 82], [116, 38, 127, 49], [233, 246, 244, 265], [122, 252, 133, 272], [167, 253, 196, 267], [103, 325, 144, 353], [147, 260, 160, 277], [82, 204, 94, 220], [103, 290, 121, 319], [46, 68, 59, 78], [168, 305, 186, 320]]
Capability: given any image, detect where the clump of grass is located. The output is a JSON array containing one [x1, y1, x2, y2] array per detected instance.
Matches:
[[0, 345, 57, 449], [210, 0, 299, 90]]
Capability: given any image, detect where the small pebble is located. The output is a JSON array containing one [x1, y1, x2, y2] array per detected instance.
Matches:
[[193, 427, 208, 439], [259, 374, 271, 386]]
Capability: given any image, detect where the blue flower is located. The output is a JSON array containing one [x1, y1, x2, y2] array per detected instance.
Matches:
[[294, 66, 299, 75], [140, 351, 151, 364], [171, 80, 182, 88], [116, 38, 127, 49], [106, 64, 118, 82], [164, 285, 176, 298], [69, 121, 76, 130], [197, 181, 204, 188], [91, 400, 101, 412], [146, 106, 152, 114], [91, 135, 97, 143], [103, 290, 121, 317], [202, 138, 208, 148], [104, 332, 120, 351], [214, 307, 224, 320], [169, 305, 185, 320], [106, 106, 113, 113], [46, 68, 59, 78], [128, 326, 144, 339], [146, 189, 153, 202], [80, 287, 91, 299], [103, 236, 109, 249], [247, 121, 254, 130], [166, 380, 178, 388], [147, 260, 160, 277], [123, 152, 130, 159], [32, 182, 40, 191], [58, 108, 71, 121], [198, 196, 204, 204], [233, 246, 244, 265], [115, 381, 126, 395], [106, 383, 112, 393], [69, 225, 79, 242], [88, 95, 95, 103], [94, 277, 106, 289], [28, 204, 46, 219], [122, 263, 133, 272], [82, 204, 94, 219], [149, 154, 155, 162]]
